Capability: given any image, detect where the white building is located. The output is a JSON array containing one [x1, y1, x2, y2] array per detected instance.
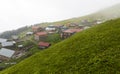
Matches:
[[45, 25, 56, 31], [12, 41, 16, 44], [96, 21, 102, 24], [18, 45, 23, 48], [83, 26, 91, 30], [26, 32, 33, 35]]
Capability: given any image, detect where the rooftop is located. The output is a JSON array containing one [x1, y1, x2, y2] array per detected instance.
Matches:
[[38, 42, 51, 47], [32, 26, 41, 30], [26, 32, 33, 35], [63, 29, 82, 33], [1, 41, 14, 47], [35, 32, 47, 36], [0, 48, 15, 58], [0, 38, 7, 43]]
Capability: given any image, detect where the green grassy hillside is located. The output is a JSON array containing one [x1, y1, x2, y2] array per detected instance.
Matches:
[[1, 18, 120, 74]]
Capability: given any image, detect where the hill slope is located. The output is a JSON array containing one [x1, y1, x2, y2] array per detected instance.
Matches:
[[87, 3, 120, 20], [52, 3, 120, 25], [1, 18, 120, 74]]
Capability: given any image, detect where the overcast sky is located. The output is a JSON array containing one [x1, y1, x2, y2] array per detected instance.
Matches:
[[0, 0, 120, 33]]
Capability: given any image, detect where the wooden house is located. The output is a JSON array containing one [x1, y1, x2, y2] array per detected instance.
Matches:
[[34, 32, 48, 41], [38, 42, 51, 49], [32, 26, 43, 33], [61, 29, 82, 39]]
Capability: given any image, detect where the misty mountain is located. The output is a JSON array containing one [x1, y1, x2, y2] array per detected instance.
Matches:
[[85, 3, 120, 20]]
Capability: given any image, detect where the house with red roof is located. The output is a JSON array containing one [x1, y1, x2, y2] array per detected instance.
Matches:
[[32, 26, 43, 33], [38, 42, 51, 49], [34, 32, 48, 41], [61, 28, 82, 39]]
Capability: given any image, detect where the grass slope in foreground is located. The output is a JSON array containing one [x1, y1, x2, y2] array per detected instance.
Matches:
[[1, 19, 120, 74]]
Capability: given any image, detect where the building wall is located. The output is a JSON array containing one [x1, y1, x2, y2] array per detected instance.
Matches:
[[34, 35, 40, 41], [0, 55, 9, 61], [61, 32, 74, 39], [39, 36, 47, 41], [34, 35, 47, 41], [33, 28, 43, 33]]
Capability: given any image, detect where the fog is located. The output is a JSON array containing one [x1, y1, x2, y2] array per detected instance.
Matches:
[[0, 0, 120, 33]]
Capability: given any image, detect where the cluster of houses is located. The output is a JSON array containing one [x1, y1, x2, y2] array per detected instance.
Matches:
[[31, 22, 96, 48], [32, 26, 51, 49], [0, 37, 24, 62], [31, 19, 104, 48], [0, 19, 103, 62], [33, 23, 92, 39], [0, 38, 15, 61], [80, 19, 103, 26]]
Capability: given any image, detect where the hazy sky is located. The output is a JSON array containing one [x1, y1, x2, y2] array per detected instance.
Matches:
[[0, 0, 120, 33]]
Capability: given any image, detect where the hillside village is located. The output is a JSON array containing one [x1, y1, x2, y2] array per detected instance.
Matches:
[[0, 1, 120, 73], [0, 19, 103, 70], [1, 18, 120, 74]]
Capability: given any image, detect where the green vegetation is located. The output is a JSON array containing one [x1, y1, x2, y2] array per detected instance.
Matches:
[[0, 26, 30, 39], [0, 46, 40, 71], [1, 18, 120, 74], [47, 33, 62, 44]]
